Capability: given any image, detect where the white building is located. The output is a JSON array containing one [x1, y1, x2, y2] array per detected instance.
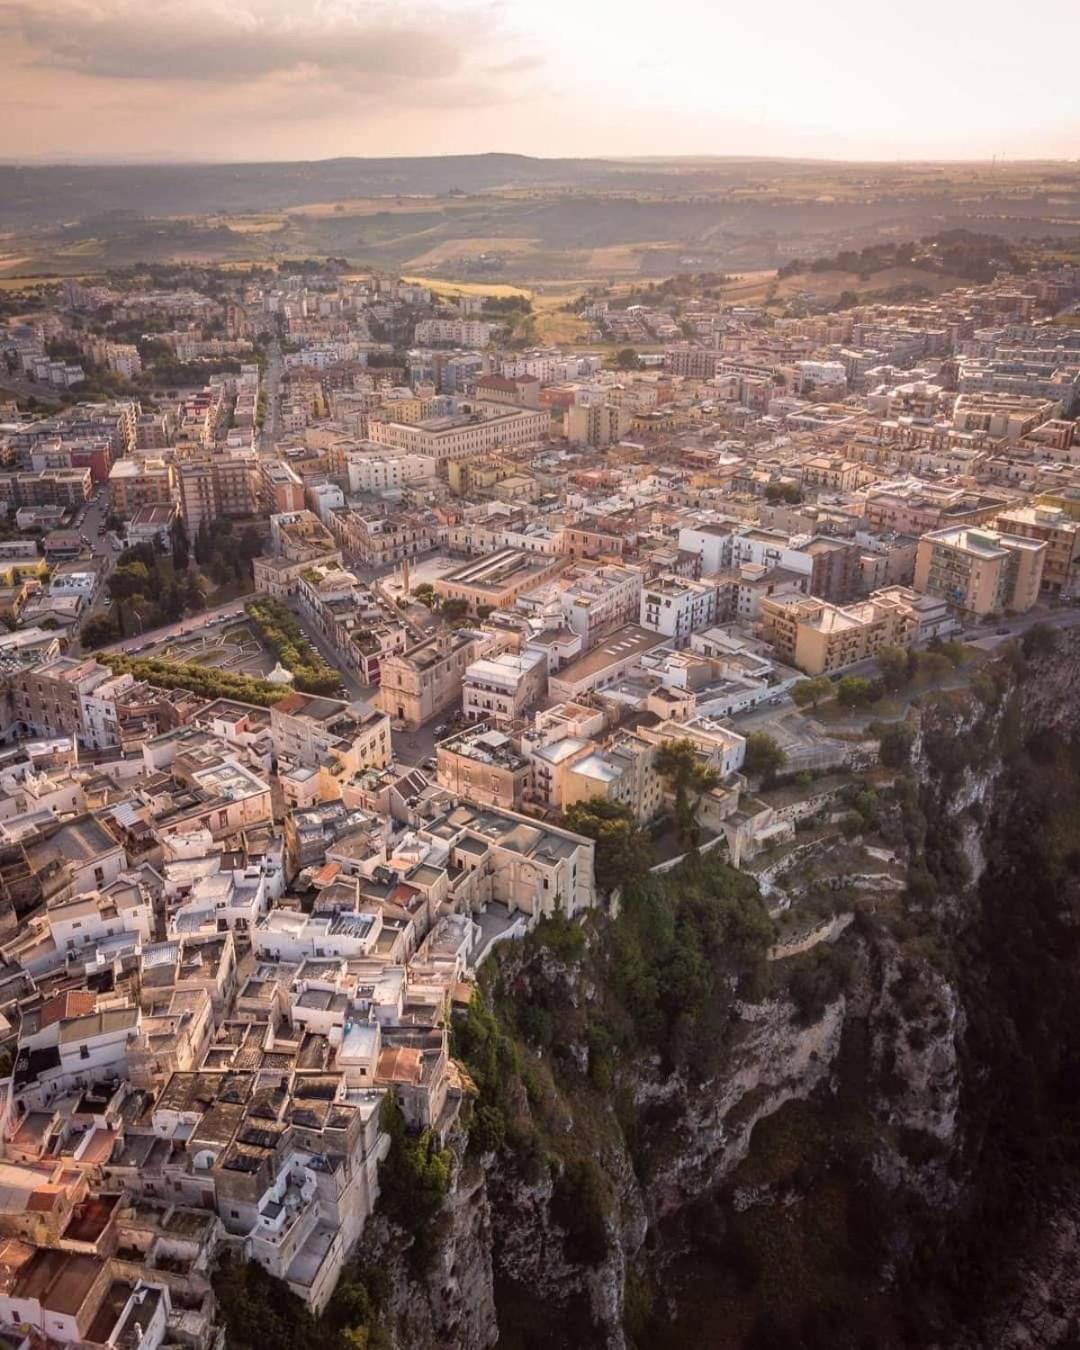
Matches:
[[462, 649, 547, 726], [640, 575, 717, 647]]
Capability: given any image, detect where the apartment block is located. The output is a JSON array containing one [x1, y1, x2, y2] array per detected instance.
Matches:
[[436, 723, 531, 811], [913, 526, 1047, 618], [564, 401, 634, 448], [993, 504, 1080, 595], [561, 731, 664, 825], [462, 649, 547, 726], [640, 575, 717, 648], [368, 408, 547, 464], [760, 590, 921, 676]]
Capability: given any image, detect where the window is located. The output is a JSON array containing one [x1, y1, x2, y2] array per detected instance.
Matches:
[[80, 1044, 89, 1059]]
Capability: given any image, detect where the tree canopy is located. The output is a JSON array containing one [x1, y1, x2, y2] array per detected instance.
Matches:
[[655, 738, 720, 850], [743, 732, 786, 785], [562, 797, 654, 896]]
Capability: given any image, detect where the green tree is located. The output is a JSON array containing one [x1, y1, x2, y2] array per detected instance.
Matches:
[[80, 613, 119, 649], [743, 732, 786, 785], [837, 675, 873, 708], [877, 644, 910, 693], [563, 797, 654, 895], [108, 561, 150, 600], [655, 738, 720, 850], [878, 721, 915, 769], [917, 650, 953, 683], [376, 1096, 452, 1272], [184, 570, 206, 612], [1021, 622, 1057, 659], [615, 346, 640, 370], [440, 598, 469, 624], [792, 676, 832, 709]]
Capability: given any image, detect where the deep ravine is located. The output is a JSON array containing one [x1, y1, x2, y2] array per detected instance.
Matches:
[[350, 627, 1080, 1350]]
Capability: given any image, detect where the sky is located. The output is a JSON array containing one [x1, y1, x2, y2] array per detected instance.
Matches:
[[0, 0, 1078, 164]]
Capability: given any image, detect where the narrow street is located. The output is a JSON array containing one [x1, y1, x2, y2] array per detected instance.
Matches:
[[258, 337, 282, 452]]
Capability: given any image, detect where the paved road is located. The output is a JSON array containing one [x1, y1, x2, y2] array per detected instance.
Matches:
[[259, 338, 282, 451], [0, 372, 64, 406], [63, 488, 120, 654], [99, 596, 255, 655], [394, 719, 456, 769], [282, 599, 373, 704]]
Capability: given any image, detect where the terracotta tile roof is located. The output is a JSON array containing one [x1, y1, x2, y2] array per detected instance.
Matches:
[[39, 990, 97, 1030], [376, 1046, 422, 1086], [27, 1186, 63, 1212]]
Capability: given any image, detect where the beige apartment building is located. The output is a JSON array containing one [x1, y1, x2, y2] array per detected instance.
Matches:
[[561, 731, 664, 825], [952, 392, 1058, 440], [368, 408, 548, 464], [564, 402, 634, 448], [913, 526, 1047, 618], [435, 723, 531, 811], [176, 455, 259, 531], [760, 589, 921, 676], [378, 630, 489, 729], [801, 456, 861, 492], [108, 458, 176, 516], [994, 504, 1080, 595], [462, 649, 547, 726], [177, 460, 215, 533], [212, 453, 260, 518]]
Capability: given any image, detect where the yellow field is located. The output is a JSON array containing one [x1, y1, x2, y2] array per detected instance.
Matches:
[[217, 214, 288, 235], [0, 274, 75, 291], [54, 239, 101, 258], [405, 237, 539, 268], [530, 287, 590, 344], [400, 275, 532, 300], [286, 197, 441, 218], [585, 242, 671, 274]]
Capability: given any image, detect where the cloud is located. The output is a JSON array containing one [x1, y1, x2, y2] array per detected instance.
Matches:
[[0, 0, 524, 100]]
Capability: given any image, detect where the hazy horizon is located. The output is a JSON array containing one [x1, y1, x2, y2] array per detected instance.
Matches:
[[1, 0, 1077, 164], [2, 150, 1078, 169]]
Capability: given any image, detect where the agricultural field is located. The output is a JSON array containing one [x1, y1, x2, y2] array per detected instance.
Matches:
[[2, 157, 1080, 289]]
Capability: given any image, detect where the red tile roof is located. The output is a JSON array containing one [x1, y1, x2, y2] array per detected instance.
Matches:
[[39, 990, 97, 1030]]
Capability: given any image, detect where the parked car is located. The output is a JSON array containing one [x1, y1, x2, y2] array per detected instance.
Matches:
[[996, 626, 1010, 635], [432, 723, 448, 738]]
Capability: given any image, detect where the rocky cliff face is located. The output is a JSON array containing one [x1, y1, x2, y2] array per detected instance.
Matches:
[[360, 628, 1080, 1350]]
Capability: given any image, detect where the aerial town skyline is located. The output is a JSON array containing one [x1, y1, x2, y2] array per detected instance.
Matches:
[[2, 10, 1080, 1348]]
